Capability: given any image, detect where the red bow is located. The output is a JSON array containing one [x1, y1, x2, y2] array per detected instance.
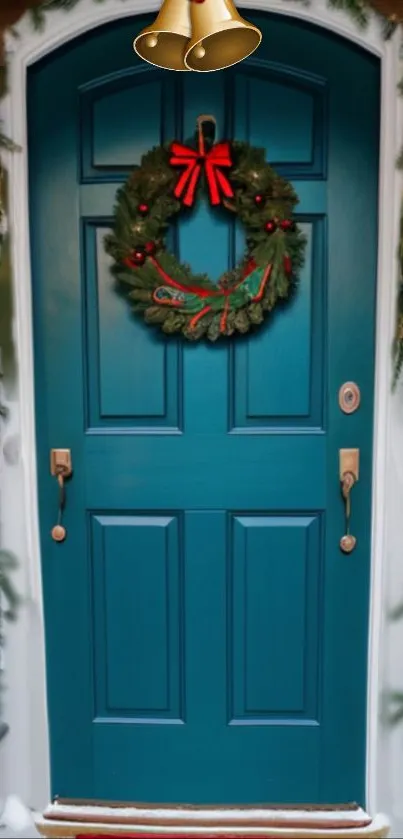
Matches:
[[170, 139, 234, 207]]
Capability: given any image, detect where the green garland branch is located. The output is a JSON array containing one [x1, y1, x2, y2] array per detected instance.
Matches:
[[393, 204, 403, 385], [0, 365, 20, 728], [25, 0, 399, 37]]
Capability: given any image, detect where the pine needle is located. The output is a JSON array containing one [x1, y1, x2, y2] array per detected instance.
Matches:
[[0, 550, 20, 623], [22, 0, 391, 38], [390, 601, 403, 621], [327, 0, 370, 28]]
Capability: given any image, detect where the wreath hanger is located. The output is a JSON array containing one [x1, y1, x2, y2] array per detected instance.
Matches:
[[170, 114, 234, 208]]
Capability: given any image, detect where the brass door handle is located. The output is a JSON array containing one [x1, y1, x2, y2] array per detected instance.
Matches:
[[341, 470, 356, 499], [50, 449, 72, 542], [339, 449, 359, 554]]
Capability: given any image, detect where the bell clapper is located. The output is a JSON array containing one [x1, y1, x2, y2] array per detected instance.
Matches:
[[193, 42, 206, 59], [145, 33, 159, 48]]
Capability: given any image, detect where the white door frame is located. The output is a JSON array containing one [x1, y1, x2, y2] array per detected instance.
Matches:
[[1, 0, 402, 821]]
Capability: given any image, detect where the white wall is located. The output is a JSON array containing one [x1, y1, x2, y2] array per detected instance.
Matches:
[[0, 358, 49, 814], [374, 379, 403, 838]]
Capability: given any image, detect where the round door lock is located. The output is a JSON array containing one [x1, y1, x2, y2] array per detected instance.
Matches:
[[339, 382, 361, 414]]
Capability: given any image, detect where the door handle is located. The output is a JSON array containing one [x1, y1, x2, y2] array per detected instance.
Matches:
[[50, 449, 72, 542], [339, 449, 359, 554]]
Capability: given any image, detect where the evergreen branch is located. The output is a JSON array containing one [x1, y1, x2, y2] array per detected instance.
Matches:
[[393, 203, 403, 387], [0, 134, 21, 153], [392, 313, 403, 388], [28, 6, 46, 30], [390, 601, 403, 621], [0, 550, 20, 623], [0, 551, 18, 571], [4, 0, 397, 41], [20, 0, 393, 37], [388, 701, 403, 726], [380, 15, 398, 39], [327, 0, 370, 27], [29, 0, 89, 30]]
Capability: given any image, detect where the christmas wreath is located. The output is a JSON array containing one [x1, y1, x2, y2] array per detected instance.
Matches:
[[105, 115, 306, 341]]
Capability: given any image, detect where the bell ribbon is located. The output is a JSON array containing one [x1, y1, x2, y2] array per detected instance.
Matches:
[[170, 139, 234, 207]]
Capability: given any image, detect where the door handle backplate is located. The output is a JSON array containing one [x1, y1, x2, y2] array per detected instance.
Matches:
[[339, 448, 359, 482], [50, 448, 72, 478]]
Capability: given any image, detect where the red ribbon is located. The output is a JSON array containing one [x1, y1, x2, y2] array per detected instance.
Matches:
[[149, 256, 257, 297], [170, 138, 234, 207]]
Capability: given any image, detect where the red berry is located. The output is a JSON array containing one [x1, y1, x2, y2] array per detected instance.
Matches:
[[284, 255, 292, 275], [144, 241, 156, 255], [280, 219, 295, 232], [265, 219, 277, 234], [133, 248, 146, 266], [254, 194, 264, 206], [138, 203, 149, 216]]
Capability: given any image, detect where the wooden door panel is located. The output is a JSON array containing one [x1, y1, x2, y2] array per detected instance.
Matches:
[[84, 434, 325, 509], [92, 82, 163, 169], [230, 514, 321, 722], [247, 78, 315, 163], [233, 70, 326, 177], [232, 220, 325, 428], [91, 514, 184, 721], [84, 223, 182, 430], [80, 74, 177, 180]]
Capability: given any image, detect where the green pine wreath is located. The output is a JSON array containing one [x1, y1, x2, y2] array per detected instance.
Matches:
[[105, 119, 306, 341]]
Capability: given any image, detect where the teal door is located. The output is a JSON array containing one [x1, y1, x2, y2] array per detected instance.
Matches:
[[28, 13, 379, 806]]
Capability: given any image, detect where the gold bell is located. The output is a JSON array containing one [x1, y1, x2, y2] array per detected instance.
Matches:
[[133, 0, 192, 71], [185, 0, 261, 71]]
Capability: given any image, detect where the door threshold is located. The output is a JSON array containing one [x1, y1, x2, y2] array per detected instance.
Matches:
[[35, 801, 390, 838]]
